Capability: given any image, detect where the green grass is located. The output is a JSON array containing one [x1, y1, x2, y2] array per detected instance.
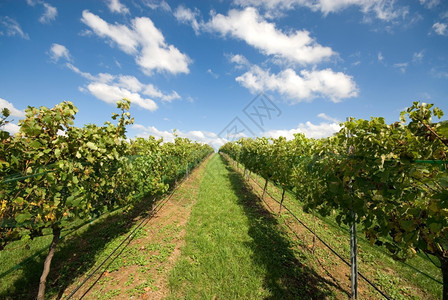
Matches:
[[168, 154, 338, 299], [0, 203, 134, 299], [243, 160, 443, 299], [2, 154, 442, 299], [0, 191, 168, 299]]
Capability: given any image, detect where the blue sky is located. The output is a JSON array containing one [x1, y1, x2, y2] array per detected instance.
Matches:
[[1, 0, 447, 149]]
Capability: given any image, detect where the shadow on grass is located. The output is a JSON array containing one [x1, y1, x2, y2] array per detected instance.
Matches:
[[256, 169, 444, 291], [221, 155, 349, 299], [0, 195, 157, 300]]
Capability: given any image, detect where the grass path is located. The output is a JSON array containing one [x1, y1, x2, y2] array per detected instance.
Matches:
[[167, 154, 336, 299], [59, 154, 212, 299], [168, 154, 441, 299], [2, 153, 441, 299]]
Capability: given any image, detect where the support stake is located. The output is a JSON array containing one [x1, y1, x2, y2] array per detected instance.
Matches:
[[350, 210, 358, 299], [347, 116, 358, 299], [279, 189, 286, 213], [262, 178, 268, 200]]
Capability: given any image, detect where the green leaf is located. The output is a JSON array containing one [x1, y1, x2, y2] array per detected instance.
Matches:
[[429, 222, 442, 232], [66, 195, 74, 205], [30, 140, 42, 148], [399, 219, 414, 232], [15, 212, 32, 224], [86, 142, 98, 151], [13, 197, 24, 206], [437, 121, 448, 139]]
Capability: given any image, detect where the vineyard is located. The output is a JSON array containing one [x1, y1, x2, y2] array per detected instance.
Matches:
[[0, 100, 213, 299], [220, 102, 448, 299], [0, 100, 447, 299]]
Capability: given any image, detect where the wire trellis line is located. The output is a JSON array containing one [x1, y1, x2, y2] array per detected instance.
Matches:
[[225, 155, 392, 300]]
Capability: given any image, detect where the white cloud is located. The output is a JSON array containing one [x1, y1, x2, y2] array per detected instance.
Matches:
[[430, 68, 448, 78], [80, 11, 138, 54], [378, 52, 384, 62], [419, 92, 432, 100], [1, 123, 20, 135], [174, 5, 201, 34], [412, 51, 424, 63], [87, 83, 158, 111], [233, 0, 409, 22], [133, 117, 341, 149], [420, 0, 440, 9], [143, 0, 171, 12], [66, 63, 180, 109], [229, 54, 250, 67], [142, 83, 180, 102], [132, 124, 227, 149], [67, 63, 116, 83], [26, 0, 57, 24], [81, 10, 190, 75], [107, 0, 129, 14], [433, 22, 447, 36], [0, 98, 25, 135], [0, 98, 26, 119], [39, 2, 57, 24], [318, 113, 339, 123], [207, 69, 219, 79], [114, 58, 122, 68], [0, 16, 29, 39], [235, 65, 358, 103], [132, 124, 174, 140], [114, 75, 180, 102], [393, 62, 408, 73], [116, 75, 143, 92], [49, 43, 71, 62], [263, 121, 341, 139], [204, 7, 334, 65], [66, 63, 102, 81]]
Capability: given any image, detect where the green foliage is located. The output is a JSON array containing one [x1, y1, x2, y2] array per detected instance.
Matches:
[[0, 98, 213, 250], [220, 102, 448, 290]]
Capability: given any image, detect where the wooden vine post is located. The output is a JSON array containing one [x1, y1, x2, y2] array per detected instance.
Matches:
[[262, 178, 268, 200], [279, 188, 286, 213], [347, 117, 358, 299]]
